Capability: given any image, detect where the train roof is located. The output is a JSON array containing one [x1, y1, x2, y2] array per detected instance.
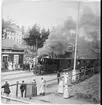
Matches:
[[43, 58, 99, 60]]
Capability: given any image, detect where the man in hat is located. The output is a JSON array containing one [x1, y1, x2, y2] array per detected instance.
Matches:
[[20, 80, 26, 97], [57, 71, 60, 84], [2, 81, 11, 97]]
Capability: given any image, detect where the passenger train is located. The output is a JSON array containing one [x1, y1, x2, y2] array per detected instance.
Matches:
[[33, 57, 100, 75]]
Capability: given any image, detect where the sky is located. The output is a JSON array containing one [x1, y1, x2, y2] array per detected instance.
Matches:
[[2, 0, 100, 30]]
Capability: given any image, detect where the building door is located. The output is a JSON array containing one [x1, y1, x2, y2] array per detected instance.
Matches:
[[2, 55, 8, 70], [14, 55, 19, 64], [3, 56, 8, 62]]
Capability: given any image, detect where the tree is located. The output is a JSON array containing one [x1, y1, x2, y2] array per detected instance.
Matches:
[[23, 24, 40, 50], [23, 24, 50, 50], [2, 19, 16, 39], [40, 28, 50, 47]]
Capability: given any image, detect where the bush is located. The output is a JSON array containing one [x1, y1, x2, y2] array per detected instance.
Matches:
[[70, 73, 100, 104]]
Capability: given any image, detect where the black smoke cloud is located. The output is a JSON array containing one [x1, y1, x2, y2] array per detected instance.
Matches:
[[38, 17, 75, 57], [38, 5, 100, 57]]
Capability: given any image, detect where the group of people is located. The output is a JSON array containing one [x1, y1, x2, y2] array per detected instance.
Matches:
[[20, 77, 46, 98], [1, 77, 46, 98], [1, 71, 70, 99], [57, 71, 70, 99], [8, 61, 18, 71], [2, 61, 19, 71], [23, 62, 33, 71]]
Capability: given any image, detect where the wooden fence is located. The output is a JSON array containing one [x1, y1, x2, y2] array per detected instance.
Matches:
[[1, 66, 100, 98]]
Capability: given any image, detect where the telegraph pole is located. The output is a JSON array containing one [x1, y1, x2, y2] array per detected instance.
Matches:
[[36, 37, 38, 56], [72, 1, 80, 82]]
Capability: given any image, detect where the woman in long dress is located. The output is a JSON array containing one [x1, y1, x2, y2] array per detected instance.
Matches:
[[64, 73, 68, 84], [63, 72, 70, 99], [8, 61, 12, 71], [29, 63, 31, 70], [58, 78, 64, 94], [13, 62, 16, 70], [39, 77, 45, 96], [32, 79, 37, 96], [63, 84, 69, 98]]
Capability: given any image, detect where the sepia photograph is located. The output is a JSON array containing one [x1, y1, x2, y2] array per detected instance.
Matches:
[[1, 0, 100, 104]]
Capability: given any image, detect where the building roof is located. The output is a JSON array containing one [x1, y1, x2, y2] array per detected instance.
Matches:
[[2, 39, 25, 50]]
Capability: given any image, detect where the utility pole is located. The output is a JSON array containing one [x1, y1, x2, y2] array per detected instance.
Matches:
[[72, 1, 80, 82], [36, 37, 38, 57]]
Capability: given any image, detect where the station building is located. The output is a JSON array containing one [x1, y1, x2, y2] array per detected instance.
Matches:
[[1, 39, 25, 71]]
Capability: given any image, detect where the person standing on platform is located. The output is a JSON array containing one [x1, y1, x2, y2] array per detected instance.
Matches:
[[58, 78, 64, 94], [23, 61, 25, 71], [28, 63, 30, 71], [30, 62, 32, 71], [63, 72, 70, 99], [64, 72, 68, 85], [32, 79, 37, 97], [1, 81, 11, 97], [57, 71, 60, 84], [24, 62, 27, 71], [20, 80, 26, 97], [13, 62, 16, 70], [8, 61, 13, 71], [63, 72, 66, 80], [33, 57, 36, 69], [39, 77, 45, 96], [26, 61, 29, 71]]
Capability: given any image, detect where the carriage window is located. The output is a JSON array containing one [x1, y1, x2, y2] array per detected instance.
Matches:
[[68, 60, 71, 67]]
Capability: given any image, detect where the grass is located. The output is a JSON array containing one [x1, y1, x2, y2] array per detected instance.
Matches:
[[69, 73, 100, 104]]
